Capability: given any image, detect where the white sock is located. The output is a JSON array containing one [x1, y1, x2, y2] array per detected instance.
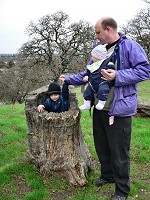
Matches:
[[79, 100, 91, 110], [95, 100, 106, 110]]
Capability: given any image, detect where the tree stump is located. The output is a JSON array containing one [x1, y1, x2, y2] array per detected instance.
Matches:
[[25, 85, 94, 187]]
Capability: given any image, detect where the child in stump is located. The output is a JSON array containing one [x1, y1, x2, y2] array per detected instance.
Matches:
[[37, 82, 69, 113]]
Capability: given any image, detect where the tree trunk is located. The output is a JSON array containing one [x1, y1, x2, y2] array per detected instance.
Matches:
[[25, 85, 94, 187]]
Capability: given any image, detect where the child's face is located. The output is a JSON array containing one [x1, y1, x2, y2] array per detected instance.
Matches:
[[50, 94, 60, 101]]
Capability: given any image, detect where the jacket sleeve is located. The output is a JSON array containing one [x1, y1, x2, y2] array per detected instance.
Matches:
[[65, 68, 90, 85], [62, 81, 69, 101], [41, 98, 50, 111], [61, 81, 69, 111], [64, 56, 94, 85], [115, 40, 150, 86]]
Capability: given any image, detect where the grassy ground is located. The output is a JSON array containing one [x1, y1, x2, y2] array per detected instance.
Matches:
[[0, 80, 150, 200]]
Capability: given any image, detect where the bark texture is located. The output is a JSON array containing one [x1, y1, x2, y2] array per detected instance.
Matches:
[[25, 85, 93, 186]]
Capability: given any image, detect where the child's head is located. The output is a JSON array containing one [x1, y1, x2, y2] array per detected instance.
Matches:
[[48, 82, 61, 101], [91, 44, 107, 62]]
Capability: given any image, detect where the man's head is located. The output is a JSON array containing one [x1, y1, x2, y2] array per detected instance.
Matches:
[[95, 17, 119, 44], [48, 82, 61, 101], [91, 44, 107, 62]]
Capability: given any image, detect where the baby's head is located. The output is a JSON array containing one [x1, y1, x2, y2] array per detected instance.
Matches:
[[48, 82, 61, 101], [91, 44, 107, 62]]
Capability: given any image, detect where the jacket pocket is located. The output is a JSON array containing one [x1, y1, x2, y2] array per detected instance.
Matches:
[[112, 93, 137, 116], [123, 84, 137, 97]]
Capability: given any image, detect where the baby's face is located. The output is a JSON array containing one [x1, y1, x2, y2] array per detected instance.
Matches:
[[50, 94, 60, 101]]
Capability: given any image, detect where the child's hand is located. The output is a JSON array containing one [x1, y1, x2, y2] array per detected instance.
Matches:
[[83, 76, 89, 82], [37, 105, 45, 112]]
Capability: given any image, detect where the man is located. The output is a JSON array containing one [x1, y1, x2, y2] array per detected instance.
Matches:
[[59, 17, 150, 199]]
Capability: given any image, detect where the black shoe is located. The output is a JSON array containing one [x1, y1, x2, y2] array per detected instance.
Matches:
[[95, 177, 115, 187], [112, 195, 127, 200]]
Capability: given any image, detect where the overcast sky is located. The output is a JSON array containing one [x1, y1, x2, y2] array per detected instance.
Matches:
[[0, 0, 147, 54]]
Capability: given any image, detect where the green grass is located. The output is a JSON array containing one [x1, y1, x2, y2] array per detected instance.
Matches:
[[138, 79, 150, 103], [0, 82, 150, 200]]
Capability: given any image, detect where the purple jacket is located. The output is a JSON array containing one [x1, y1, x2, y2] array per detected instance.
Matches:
[[65, 33, 150, 117]]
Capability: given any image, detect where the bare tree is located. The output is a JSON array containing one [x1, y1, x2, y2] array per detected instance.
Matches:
[[0, 66, 26, 104], [0, 62, 53, 104], [142, 0, 150, 4], [19, 11, 95, 80], [0, 11, 95, 104], [120, 5, 150, 57]]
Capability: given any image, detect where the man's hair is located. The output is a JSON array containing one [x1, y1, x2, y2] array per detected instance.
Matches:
[[101, 17, 117, 30]]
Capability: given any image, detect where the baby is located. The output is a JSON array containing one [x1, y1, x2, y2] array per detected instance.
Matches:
[[79, 44, 114, 110]]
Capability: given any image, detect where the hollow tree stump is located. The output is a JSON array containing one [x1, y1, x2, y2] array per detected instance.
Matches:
[[25, 85, 94, 187]]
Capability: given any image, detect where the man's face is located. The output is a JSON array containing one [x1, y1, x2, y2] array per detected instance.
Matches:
[[95, 23, 108, 44]]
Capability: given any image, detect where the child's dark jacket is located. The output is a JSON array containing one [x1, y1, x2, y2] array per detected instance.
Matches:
[[42, 82, 69, 113]]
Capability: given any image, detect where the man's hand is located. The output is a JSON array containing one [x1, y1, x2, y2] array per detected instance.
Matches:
[[101, 69, 116, 81], [59, 75, 66, 83]]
